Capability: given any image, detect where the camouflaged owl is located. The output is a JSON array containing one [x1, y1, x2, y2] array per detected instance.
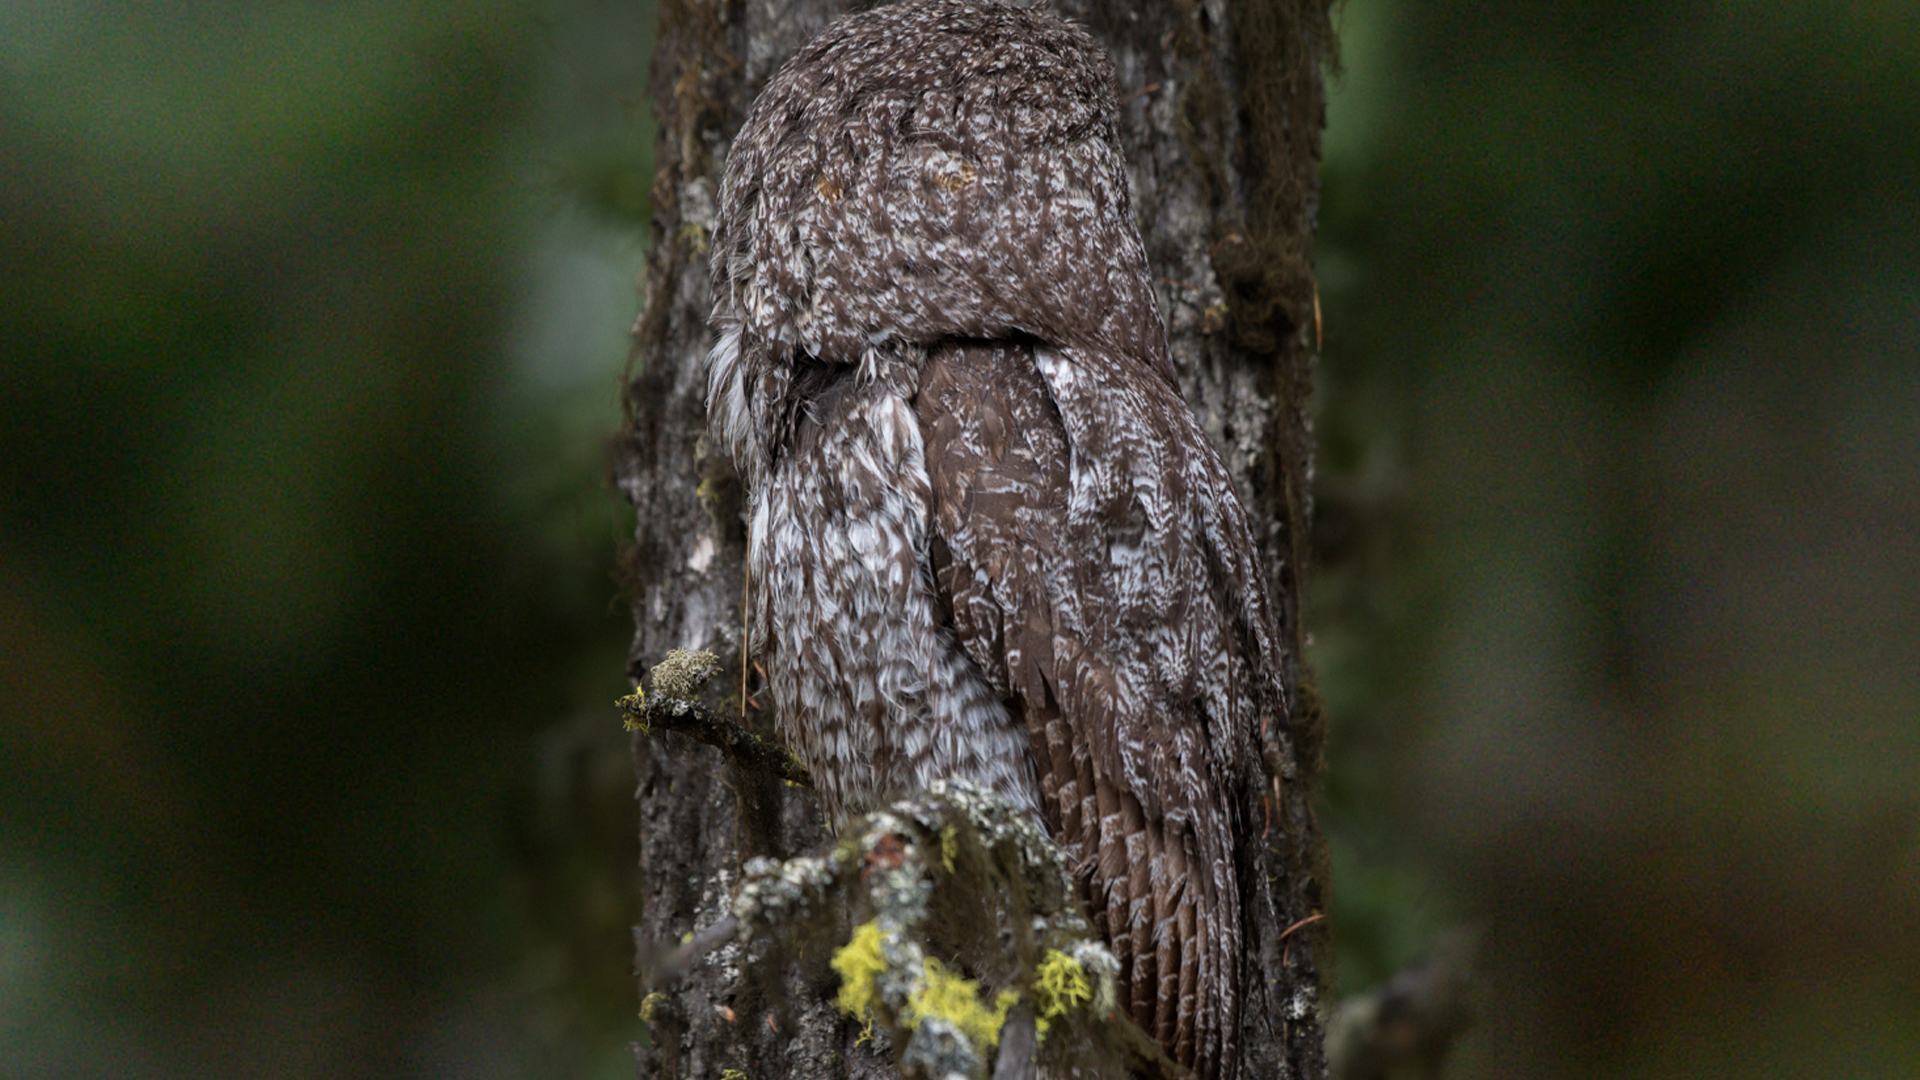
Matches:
[[706, 2, 1291, 1074]]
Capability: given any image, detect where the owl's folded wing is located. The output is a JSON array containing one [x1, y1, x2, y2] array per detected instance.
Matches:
[[915, 338, 1280, 1073]]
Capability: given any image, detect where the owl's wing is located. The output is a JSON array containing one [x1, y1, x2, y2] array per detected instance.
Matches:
[[916, 339, 1284, 1075]]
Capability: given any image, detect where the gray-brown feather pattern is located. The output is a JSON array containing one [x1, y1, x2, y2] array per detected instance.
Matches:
[[705, 3, 1288, 1076]]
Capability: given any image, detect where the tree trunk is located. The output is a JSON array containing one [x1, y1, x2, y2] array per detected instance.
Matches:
[[617, 1, 1332, 1075]]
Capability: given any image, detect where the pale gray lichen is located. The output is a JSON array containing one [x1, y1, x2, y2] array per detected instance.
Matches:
[[899, 1013, 984, 1079], [651, 648, 722, 702], [734, 853, 843, 929]]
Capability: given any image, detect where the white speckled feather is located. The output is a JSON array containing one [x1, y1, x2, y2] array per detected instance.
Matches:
[[704, 4, 1289, 1076]]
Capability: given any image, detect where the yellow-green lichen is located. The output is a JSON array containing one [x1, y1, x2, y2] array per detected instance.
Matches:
[[639, 990, 668, 1024], [833, 921, 1019, 1052], [832, 920, 889, 1020], [617, 686, 647, 731], [718, 1070, 747, 1080], [939, 824, 958, 873], [903, 957, 1019, 1051], [1031, 949, 1093, 1037]]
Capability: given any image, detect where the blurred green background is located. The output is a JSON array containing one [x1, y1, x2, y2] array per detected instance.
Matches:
[[3, 1, 1914, 1076]]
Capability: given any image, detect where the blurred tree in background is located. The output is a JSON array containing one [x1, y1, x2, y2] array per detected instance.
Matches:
[[1314, 2, 1920, 1075], [3, 0, 653, 1073], [3, 1, 1915, 1077]]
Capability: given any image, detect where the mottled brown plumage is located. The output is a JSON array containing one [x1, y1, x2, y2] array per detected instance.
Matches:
[[705, 3, 1290, 1075]]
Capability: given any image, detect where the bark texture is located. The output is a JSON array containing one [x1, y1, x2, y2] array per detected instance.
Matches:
[[617, 1, 1332, 1075]]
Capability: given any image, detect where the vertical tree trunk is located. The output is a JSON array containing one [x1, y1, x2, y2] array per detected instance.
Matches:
[[618, 1, 1332, 1075]]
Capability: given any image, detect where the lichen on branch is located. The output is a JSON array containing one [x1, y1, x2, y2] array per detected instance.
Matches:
[[649, 778, 1186, 1079], [617, 648, 812, 786], [621, 650, 1193, 1075]]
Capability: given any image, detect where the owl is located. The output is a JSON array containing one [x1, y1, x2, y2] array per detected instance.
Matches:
[[705, 2, 1289, 1076]]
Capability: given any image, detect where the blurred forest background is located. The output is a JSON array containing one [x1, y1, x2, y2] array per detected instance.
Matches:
[[4, 0, 1915, 1076]]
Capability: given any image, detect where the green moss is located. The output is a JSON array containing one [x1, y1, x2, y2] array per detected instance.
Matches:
[[616, 685, 647, 731]]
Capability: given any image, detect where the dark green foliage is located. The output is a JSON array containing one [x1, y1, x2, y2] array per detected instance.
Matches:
[[1314, 2, 1920, 1075], [2, 0, 651, 1073]]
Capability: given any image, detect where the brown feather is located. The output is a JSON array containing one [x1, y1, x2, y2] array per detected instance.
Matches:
[[709, 7, 1292, 1073], [915, 340, 1267, 1075]]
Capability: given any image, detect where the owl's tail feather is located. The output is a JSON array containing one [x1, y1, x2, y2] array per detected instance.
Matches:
[[1071, 768, 1240, 1079], [1150, 794, 1239, 1079], [1012, 640, 1240, 1076]]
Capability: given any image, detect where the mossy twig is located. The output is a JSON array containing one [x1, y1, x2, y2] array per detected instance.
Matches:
[[623, 662, 1182, 1076], [619, 649, 813, 787], [724, 780, 1186, 1079]]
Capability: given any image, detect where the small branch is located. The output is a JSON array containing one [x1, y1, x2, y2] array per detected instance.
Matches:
[[623, 692, 813, 787], [645, 779, 1181, 1079], [623, 665, 1187, 1077], [618, 649, 813, 787], [990, 1005, 1036, 1080], [1327, 938, 1474, 1080], [638, 914, 741, 995]]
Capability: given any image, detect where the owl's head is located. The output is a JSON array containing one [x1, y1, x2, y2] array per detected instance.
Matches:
[[707, 0, 1160, 368]]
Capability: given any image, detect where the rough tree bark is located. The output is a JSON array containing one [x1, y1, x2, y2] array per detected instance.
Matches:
[[617, 0, 1333, 1075]]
